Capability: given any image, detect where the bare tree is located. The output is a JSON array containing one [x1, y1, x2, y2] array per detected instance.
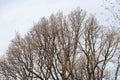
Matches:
[[0, 8, 119, 80], [103, 0, 120, 26]]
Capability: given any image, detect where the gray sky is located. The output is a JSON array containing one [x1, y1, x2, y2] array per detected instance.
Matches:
[[0, 0, 107, 55]]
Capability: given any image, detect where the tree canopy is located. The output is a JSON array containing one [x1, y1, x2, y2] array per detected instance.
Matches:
[[0, 8, 120, 80]]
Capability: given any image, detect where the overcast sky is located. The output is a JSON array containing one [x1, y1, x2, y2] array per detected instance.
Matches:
[[0, 0, 108, 55]]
